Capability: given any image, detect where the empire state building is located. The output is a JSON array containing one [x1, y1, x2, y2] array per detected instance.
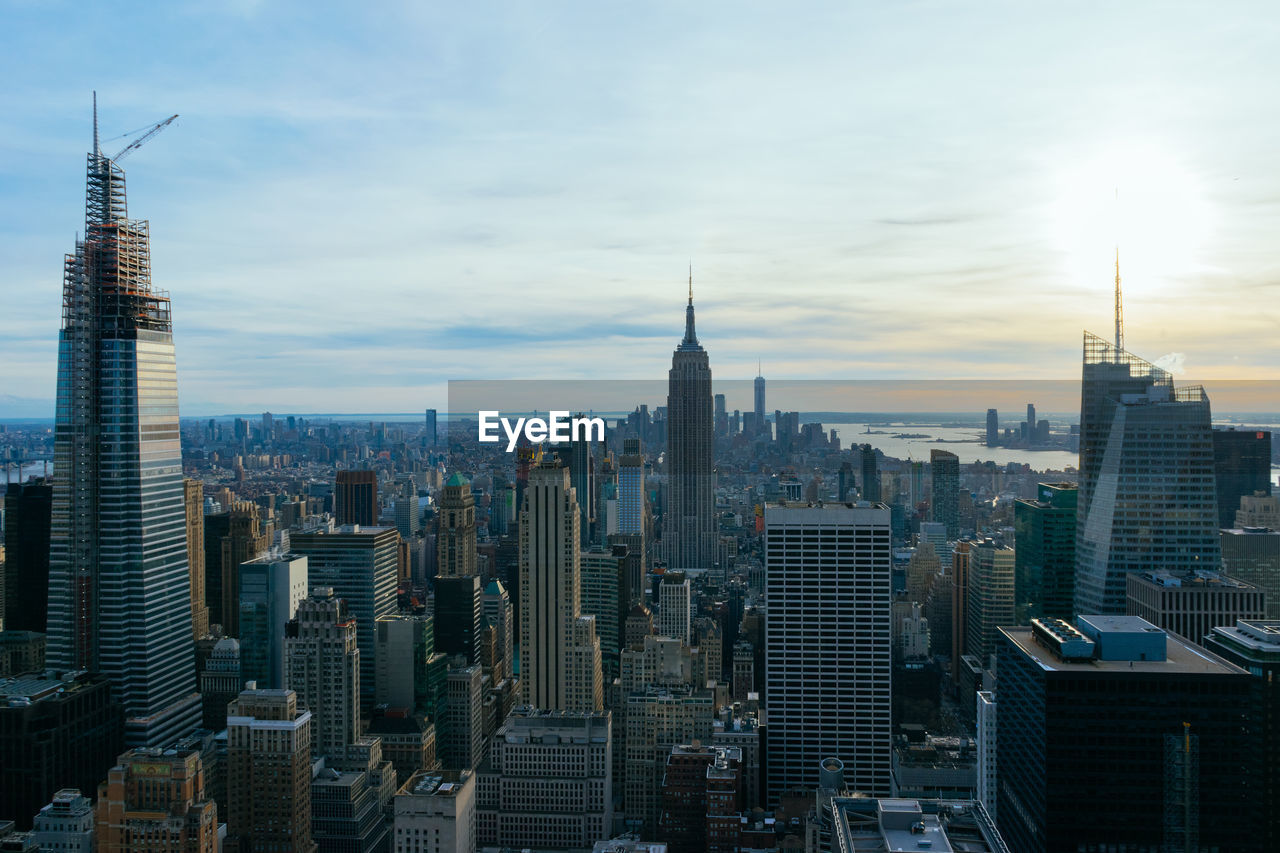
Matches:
[[665, 277, 716, 572]]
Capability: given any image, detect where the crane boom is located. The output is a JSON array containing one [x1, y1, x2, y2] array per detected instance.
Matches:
[[112, 114, 178, 163]]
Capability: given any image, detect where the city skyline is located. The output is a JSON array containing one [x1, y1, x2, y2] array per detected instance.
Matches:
[[3, 2, 1280, 416]]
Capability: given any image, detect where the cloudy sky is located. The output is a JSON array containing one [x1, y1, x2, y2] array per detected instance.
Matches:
[[1, 1, 1277, 416]]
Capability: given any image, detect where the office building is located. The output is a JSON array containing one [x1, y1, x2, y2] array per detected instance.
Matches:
[[1075, 333, 1220, 615], [657, 571, 691, 644], [476, 708, 612, 851], [375, 614, 443, 717], [199, 636, 241, 731], [309, 739, 394, 853], [225, 688, 315, 853], [1221, 525, 1280, 618], [0, 630, 44, 677], [395, 497, 420, 540], [930, 449, 959, 538], [985, 409, 999, 446], [436, 474, 477, 577], [975, 691, 996, 825], [665, 283, 716, 572], [95, 746, 218, 853], [656, 743, 741, 853], [285, 589, 361, 758], [31, 789, 94, 853], [238, 551, 308, 689], [0, 671, 122, 832], [216, 501, 270, 636], [424, 409, 438, 447], [617, 439, 646, 558], [860, 443, 880, 502], [394, 770, 475, 853], [3, 479, 51, 633], [1203, 619, 1280, 849], [335, 469, 378, 527], [480, 580, 514, 684], [556, 430, 596, 548], [623, 686, 715, 836], [1013, 483, 1077, 621], [292, 525, 399, 709], [763, 503, 892, 801], [1213, 428, 1272, 528], [996, 615, 1255, 851], [519, 461, 603, 712], [45, 123, 201, 747], [964, 540, 1015, 666], [1235, 492, 1280, 528], [184, 479, 210, 640], [1125, 569, 1265, 646], [434, 574, 482, 664], [442, 665, 485, 773], [581, 544, 629, 683]]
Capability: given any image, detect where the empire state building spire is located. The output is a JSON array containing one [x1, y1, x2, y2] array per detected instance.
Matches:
[[680, 264, 701, 351]]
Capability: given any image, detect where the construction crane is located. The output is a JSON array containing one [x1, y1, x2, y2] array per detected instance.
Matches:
[[112, 113, 178, 163]]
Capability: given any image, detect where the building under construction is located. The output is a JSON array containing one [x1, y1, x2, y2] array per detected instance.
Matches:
[[45, 97, 200, 748]]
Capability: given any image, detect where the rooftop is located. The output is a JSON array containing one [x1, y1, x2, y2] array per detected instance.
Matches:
[[1134, 569, 1256, 590], [1002, 624, 1247, 675], [0, 670, 99, 704], [1207, 620, 1280, 655], [829, 798, 1009, 853]]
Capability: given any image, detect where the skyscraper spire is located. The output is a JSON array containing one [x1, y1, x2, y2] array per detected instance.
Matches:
[[92, 91, 99, 158], [1114, 245, 1123, 355], [680, 267, 699, 349], [1114, 187, 1124, 357]]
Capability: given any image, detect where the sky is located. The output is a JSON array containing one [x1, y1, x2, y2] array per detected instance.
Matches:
[[1, 1, 1278, 416]]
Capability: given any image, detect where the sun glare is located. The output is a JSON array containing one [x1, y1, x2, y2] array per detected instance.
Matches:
[[1050, 142, 1213, 300]]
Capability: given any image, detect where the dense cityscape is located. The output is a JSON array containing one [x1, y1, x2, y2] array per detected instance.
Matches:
[[4, 6, 1280, 853]]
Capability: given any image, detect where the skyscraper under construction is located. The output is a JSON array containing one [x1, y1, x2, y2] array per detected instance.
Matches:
[[46, 100, 200, 747]]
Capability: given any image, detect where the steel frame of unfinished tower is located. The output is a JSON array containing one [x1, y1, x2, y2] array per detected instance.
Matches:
[[46, 102, 199, 748]]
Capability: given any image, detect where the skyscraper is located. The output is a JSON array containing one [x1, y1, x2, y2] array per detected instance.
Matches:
[[617, 438, 647, 566], [519, 461, 603, 712], [424, 408, 438, 448], [225, 688, 316, 853], [657, 571, 691, 644], [996, 616, 1255, 852], [665, 280, 716, 572], [859, 443, 880, 502], [238, 552, 308, 689], [217, 501, 268, 637], [334, 469, 378, 527], [985, 408, 999, 447], [753, 365, 766, 438], [1213, 428, 1272, 528], [184, 479, 210, 640], [46, 108, 200, 748], [1075, 333, 1220, 615], [285, 588, 361, 758], [1013, 483, 1077, 621], [3, 478, 52, 634], [556, 431, 595, 548], [929, 449, 959, 539], [964, 539, 1015, 666], [292, 525, 399, 709], [95, 746, 218, 853], [764, 503, 892, 802], [436, 473, 477, 577]]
